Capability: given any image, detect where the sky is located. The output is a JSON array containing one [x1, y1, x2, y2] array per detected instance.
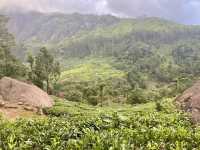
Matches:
[[0, 0, 200, 24]]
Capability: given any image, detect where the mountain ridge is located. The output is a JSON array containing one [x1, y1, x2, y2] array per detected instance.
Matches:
[[4, 11, 200, 60]]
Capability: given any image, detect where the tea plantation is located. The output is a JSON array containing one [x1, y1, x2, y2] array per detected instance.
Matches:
[[0, 98, 199, 150]]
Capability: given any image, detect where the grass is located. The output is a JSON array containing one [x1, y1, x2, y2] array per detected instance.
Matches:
[[60, 57, 125, 82], [44, 96, 161, 118], [1, 96, 193, 149], [0, 101, 193, 149]]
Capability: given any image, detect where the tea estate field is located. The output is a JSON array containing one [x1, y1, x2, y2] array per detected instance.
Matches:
[[0, 97, 200, 150]]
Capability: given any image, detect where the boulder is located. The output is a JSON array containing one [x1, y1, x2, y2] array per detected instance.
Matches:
[[0, 95, 3, 101], [176, 81, 200, 122], [0, 77, 54, 108], [5, 104, 18, 109], [23, 106, 34, 111], [0, 95, 4, 107]]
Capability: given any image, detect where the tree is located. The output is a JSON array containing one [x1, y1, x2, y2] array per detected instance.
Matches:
[[98, 83, 106, 107], [0, 16, 26, 79], [27, 53, 34, 80], [28, 47, 61, 94]]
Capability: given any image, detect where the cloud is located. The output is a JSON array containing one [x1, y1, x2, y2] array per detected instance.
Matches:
[[0, 0, 200, 24], [0, 0, 51, 12], [0, 0, 103, 14], [106, 0, 200, 24]]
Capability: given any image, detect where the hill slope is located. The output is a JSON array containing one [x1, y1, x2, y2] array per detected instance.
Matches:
[[3, 11, 200, 101], [7, 12, 120, 43], [6, 12, 200, 60]]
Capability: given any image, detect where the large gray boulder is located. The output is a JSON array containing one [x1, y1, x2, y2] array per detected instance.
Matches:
[[0, 77, 54, 108]]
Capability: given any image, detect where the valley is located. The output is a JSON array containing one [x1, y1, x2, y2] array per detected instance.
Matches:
[[0, 10, 200, 149]]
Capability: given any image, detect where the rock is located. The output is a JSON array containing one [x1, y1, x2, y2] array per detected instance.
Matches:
[[36, 107, 43, 115], [0, 95, 5, 107], [0, 77, 54, 108], [176, 81, 200, 122], [17, 102, 24, 105], [0, 95, 3, 100], [0, 100, 5, 107], [5, 104, 18, 109], [23, 106, 34, 111]]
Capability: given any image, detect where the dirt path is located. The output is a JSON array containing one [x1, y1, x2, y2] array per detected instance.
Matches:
[[0, 102, 44, 120], [0, 108, 37, 120]]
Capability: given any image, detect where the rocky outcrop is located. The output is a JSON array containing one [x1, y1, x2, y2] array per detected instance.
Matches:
[[176, 81, 200, 122], [0, 77, 54, 108]]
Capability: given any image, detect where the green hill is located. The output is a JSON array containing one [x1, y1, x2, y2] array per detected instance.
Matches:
[[7, 12, 120, 42], [60, 58, 125, 82], [4, 12, 200, 102], [6, 12, 200, 60]]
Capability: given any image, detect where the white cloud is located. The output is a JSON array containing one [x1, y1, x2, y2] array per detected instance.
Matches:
[[0, 0, 200, 24]]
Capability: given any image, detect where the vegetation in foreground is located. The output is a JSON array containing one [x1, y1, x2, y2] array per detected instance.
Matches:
[[0, 98, 198, 150]]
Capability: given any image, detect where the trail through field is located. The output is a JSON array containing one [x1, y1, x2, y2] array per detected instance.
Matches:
[[0, 106, 38, 120]]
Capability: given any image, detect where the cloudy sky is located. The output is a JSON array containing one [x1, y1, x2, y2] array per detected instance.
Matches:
[[0, 0, 200, 24]]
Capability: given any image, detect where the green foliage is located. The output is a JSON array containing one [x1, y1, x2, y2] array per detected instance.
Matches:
[[64, 90, 83, 102], [172, 42, 200, 76], [155, 100, 163, 112], [7, 13, 200, 100], [0, 15, 26, 79], [127, 89, 148, 104], [27, 47, 61, 93], [60, 58, 125, 82], [0, 98, 199, 149], [44, 97, 156, 117], [87, 96, 98, 106], [58, 58, 129, 104], [0, 16, 15, 48], [3, 12, 200, 150], [9, 12, 119, 43]]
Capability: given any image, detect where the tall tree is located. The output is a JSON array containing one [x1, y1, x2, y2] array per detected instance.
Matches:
[[32, 47, 61, 93]]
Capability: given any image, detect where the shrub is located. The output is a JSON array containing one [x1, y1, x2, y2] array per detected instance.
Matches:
[[87, 96, 98, 106], [64, 90, 83, 102], [127, 89, 147, 104]]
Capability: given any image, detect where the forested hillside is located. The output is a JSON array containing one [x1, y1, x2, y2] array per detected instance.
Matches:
[[4, 11, 200, 104], [7, 12, 200, 59], [0, 15, 26, 79]]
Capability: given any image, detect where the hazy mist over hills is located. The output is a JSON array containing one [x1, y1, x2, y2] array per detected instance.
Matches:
[[1, 0, 200, 24]]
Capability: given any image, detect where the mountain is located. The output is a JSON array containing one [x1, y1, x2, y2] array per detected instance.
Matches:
[[5, 11, 121, 59], [7, 11, 120, 43], [5, 11, 200, 60], [3, 11, 200, 99]]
